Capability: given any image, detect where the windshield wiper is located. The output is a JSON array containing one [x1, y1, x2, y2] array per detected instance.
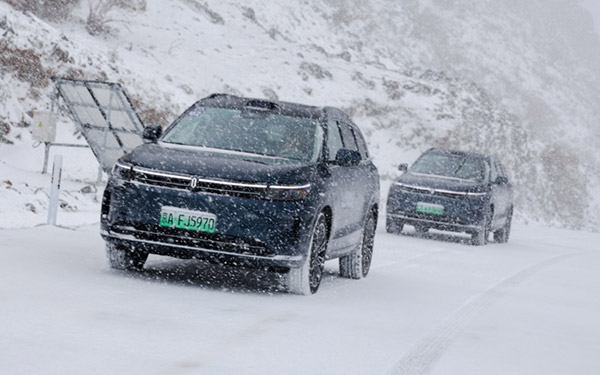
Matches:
[[453, 158, 467, 177]]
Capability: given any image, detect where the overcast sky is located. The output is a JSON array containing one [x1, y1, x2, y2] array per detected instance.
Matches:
[[581, 0, 600, 35]]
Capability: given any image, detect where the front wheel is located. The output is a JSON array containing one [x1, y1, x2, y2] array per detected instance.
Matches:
[[286, 213, 328, 295], [494, 208, 513, 243], [106, 242, 148, 270], [340, 211, 376, 279], [386, 216, 403, 234], [414, 224, 429, 235], [471, 207, 492, 246]]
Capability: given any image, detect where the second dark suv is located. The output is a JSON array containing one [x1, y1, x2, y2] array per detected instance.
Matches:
[[101, 94, 380, 294], [386, 148, 513, 245]]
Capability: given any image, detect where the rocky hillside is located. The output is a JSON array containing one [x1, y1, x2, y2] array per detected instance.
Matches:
[[0, 0, 598, 230]]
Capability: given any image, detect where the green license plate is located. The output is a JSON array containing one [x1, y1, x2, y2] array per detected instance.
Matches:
[[416, 202, 444, 215], [159, 206, 217, 233]]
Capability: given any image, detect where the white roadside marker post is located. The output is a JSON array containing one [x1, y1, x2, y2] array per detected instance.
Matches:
[[47, 155, 63, 226]]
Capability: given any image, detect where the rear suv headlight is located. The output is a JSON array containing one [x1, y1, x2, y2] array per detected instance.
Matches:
[[263, 184, 311, 201], [112, 162, 133, 180], [466, 191, 487, 198]]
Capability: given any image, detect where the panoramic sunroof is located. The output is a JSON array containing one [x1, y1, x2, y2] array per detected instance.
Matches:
[[53, 78, 145, 172]]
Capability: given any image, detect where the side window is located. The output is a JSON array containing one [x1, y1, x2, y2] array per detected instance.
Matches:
[[489, 159, 498, 181], [497, 161, 507, 178], [352, 127, 369, 159], [326, 119, 344, 161], [339, 122, 359, 153]]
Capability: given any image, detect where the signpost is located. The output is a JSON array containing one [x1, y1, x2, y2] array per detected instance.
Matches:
[[47, 155, 63, 226]]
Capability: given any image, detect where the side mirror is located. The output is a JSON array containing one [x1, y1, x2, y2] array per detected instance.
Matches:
[[143, 125, 163, 143], [495, 176, 509, 185], [398, 163, 408, 172], [335, 149, 361, 166]]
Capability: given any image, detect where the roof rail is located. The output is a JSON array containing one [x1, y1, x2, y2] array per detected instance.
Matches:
[[206, 93, 233, 99], [245, 99, 278, 111]]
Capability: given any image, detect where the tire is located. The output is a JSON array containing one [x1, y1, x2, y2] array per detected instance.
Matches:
[[494, 208, 513, 243], [471, 207, 492, 246], [106, 242, 148, 270], [386, 216, 403, 234], [414, 224, 429, 235], [286, 213, 328, 295], [340, 211, 376, 279]]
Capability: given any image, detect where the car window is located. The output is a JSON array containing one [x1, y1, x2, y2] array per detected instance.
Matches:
[[410, 152, 486, 181], [490, 159, 499, 181], [497, 160, 507, 178], [162, 106, 322, 162], [352, 125, 369, 159], [339, 122, 359, 153], [326, 119, 344, 161]]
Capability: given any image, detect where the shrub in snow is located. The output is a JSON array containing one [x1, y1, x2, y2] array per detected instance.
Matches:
[[0, 120, 11, 143], [0, 42, 52, 88], [4, 0, 80, 21], [86, 0, 146, 35]]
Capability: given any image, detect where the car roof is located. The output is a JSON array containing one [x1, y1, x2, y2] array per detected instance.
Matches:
[[196, 93, 324, 119]]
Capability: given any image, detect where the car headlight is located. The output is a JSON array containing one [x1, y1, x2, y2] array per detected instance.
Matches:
[[112, 161, 133, 180], [263, 183, 311, 201]]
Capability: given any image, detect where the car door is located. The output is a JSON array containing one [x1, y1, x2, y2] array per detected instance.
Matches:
[[495, 160, 513, 220], [489, 158, 511, 228], [337, 120, 369, 248], [344, 120, 378, 222], [322, 118, 362, 255]]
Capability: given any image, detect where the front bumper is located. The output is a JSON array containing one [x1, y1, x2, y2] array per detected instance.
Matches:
[[386, 213, 481, 232], [100, 226, 302, 269], [386, 183, 488, 233], [100, 177, 319, 268]]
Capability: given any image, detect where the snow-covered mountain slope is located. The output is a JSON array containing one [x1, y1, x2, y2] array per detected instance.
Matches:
[[0, 0, 599, 230]]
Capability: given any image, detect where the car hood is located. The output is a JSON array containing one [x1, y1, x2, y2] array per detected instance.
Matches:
[[120, 143, 316, 185], [397, 172, 487, 193]]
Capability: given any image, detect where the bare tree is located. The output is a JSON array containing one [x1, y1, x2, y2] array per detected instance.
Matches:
[[86, 0, 146, 35]]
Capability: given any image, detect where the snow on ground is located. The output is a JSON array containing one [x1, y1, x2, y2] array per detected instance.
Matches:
[[1, 221, 598, 375], [0, 117, 104, 228]]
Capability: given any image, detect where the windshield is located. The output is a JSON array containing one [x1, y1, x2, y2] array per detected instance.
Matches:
[[161, 106, 322, 162], [410, 151, 485, 181]]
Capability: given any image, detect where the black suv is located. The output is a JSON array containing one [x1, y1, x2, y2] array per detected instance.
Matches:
[[386, 148, 513, 245], [101, 94, 380, 294]]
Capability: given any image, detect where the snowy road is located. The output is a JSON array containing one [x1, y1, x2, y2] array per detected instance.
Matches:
[[1, 223, 599, 375]]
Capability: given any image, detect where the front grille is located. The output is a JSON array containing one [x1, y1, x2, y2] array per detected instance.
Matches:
[[111, 223, 274, 257], [132, 168, 191, 189], [130, 166, 266, 199]]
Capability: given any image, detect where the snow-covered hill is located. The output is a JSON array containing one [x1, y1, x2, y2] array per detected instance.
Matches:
[[0, 0, 599, 230]]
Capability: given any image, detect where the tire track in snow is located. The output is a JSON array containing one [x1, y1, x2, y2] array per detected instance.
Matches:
[[385, 251, 580, 375], [161, 310, 296, 374]]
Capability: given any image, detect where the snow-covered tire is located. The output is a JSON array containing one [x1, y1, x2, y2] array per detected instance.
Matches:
[[494, 208, 513, 244], [286, 213, 328, 295], [340, 211, 376, 279], [385, 216, 403, 234], [414, 224, 429, 235], [471, 207, 492, 246], [106, 242, 148, 270]]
